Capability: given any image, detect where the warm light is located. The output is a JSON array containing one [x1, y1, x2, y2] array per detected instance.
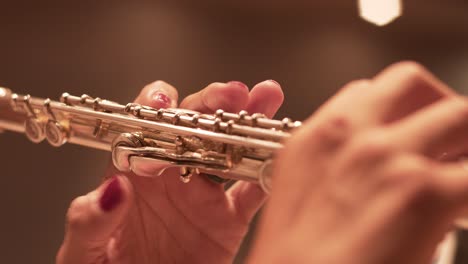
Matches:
[[358, 0, 403, 26]]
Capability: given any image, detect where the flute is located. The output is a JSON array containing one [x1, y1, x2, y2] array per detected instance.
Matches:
[[0, 87, 301, 192]]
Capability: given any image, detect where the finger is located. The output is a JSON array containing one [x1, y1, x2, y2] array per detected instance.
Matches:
[[224, 80, 284, 221], [368, 61, 456, 124], [226, 181, 267, 224], [310, 62, 455, 135], [134, 80, 179, 108], [245, 80, 284, 118], [388, 96, 468, 159], [429, 161, 468, 217], [56, 176, 133, 264], [104, 81, 179, 179], [305, 79, 372, 129], [179, 81, 250, 113]]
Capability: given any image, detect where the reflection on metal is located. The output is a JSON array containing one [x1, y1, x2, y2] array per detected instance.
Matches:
[[0, 88, 301, 193], [358, 0, 402, 26]]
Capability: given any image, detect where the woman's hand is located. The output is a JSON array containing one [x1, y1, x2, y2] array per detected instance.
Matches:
[[248, 62, 468, 264], [56, 80, 284, 264]]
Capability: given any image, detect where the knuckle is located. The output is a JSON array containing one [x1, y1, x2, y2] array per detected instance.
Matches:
[[389, 61, 429, 87], [68, 196, 89, 215], [66, 196, 98, 230], [342, 79, 371, 91], [392, 61, 428, 78], [305, 115, 352, 150], [451, 96, 468, 117], [349, 131, 392, 162], [388, 156, 427, 181], [387, 156, 437, 199]]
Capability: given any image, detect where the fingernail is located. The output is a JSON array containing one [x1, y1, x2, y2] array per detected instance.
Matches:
[[99, 177, 122, 212], [267, 79, 281, 86], [152, 92, 171, 108], [227, 81, 248, 90]]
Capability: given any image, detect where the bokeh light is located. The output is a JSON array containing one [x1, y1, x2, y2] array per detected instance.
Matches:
[[358, 0, 403, 26]]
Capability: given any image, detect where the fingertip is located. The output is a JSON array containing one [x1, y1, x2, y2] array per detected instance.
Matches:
[[181, 81, 250, 113], [227, 81, 249, 92], [252, 80, 284, 103], [266, 79, 282, 88], [246, 80, 285, 118], [135, 80, 179, 108], [208, 81, 250, 112]]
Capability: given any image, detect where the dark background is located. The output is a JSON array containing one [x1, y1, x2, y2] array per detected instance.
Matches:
[[0, 1, 467, 263]]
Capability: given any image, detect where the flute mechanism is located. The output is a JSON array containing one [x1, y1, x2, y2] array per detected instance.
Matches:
[[0, 87, 301, 192]]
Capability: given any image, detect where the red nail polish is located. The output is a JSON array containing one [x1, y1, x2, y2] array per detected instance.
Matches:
[[99, 177, 122, 212], [227, 81, 248, 90], [153, 92, 171, 107]]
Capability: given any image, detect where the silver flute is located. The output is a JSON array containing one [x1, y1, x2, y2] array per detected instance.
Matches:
[[0, 87, 301, 192]]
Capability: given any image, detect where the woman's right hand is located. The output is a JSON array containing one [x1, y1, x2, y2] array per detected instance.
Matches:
[[249, 61, 468, 264]]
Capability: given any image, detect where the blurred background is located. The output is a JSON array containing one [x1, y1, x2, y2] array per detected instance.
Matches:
[[0, 0, 467, 263]]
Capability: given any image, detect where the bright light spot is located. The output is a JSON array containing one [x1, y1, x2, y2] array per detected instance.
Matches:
[[0, 88, 6, 97], [358, 0, 403, 26]]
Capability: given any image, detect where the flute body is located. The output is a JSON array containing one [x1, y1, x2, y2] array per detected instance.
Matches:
[[0, 87, 301, 192]]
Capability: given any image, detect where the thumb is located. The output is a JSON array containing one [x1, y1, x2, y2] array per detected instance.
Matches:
[[56, 175, 133, 264]]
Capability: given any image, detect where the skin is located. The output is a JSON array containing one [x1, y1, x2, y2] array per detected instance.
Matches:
[[57, 61, 468, 264], [56, 80, 284, 264], [247, 61, 468, 264]]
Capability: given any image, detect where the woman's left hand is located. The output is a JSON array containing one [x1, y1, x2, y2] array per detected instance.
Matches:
[[56, 80, 284, 264]]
